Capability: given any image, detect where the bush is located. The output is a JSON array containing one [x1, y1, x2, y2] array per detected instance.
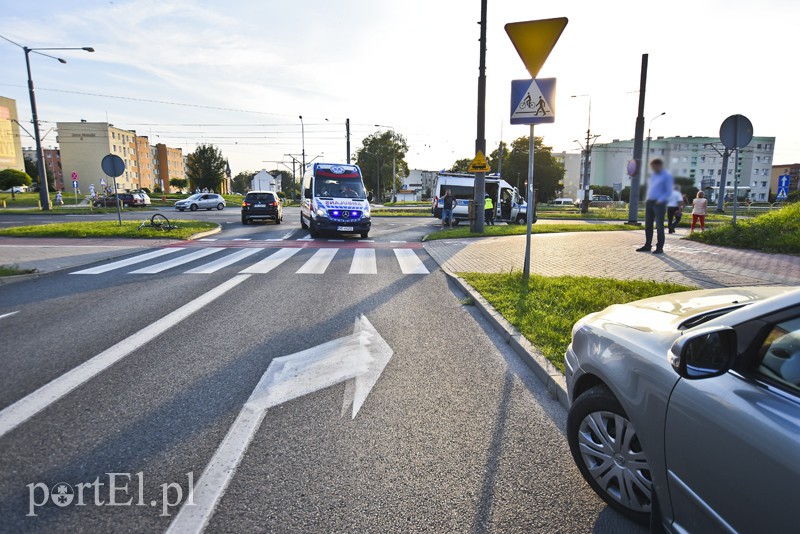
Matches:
[[787, 190, 800, 204]]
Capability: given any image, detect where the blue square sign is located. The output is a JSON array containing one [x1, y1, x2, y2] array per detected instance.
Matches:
[[510, 78, 556, 125]]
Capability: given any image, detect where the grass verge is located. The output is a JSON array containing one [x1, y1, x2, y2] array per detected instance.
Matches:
[[0, 220, 218, 240], [424, 223, 639, 241], [460, 272, 693, 372], [0, 264, 37, 277], [371, 209, 431, 217], [684, 202, 800, 255]]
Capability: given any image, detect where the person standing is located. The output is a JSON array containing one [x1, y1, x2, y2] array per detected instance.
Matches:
[[667, 185, 684, 234], [55, 190, 63, 206], [484, 194, 494, 226], [691, 191, 708, 232], [636, 158, 674, 254], [441, 189, 457, 229]]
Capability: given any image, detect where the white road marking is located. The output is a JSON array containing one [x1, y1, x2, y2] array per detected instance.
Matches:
[[239, 248, 300, 274], [281, 231, 294, 240], [0, 275, 252, 439], [198, 238, 218, 242], [232, 238, 251, 241], [185, 248, 261, 274], [298, 234, 313, 241], [393, 249, 429, 274], [0, 311, 20, 320], [357, 239, 375, 243], [166, 315, 392, 534], [328, 239, 345, 242], [349, 249, 377, 274], [296, 248, 338, 274], [390, 240, 407, 243], [129, 248, 223, 274], [71, 248, 184, 275]]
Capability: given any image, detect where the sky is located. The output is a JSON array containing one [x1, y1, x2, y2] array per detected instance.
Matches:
[[2, 0, 799, 177]]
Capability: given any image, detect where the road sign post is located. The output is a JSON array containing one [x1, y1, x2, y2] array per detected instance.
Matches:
[[777, 175, 790, 201], [718, 114, 754, 225], [71, 172, 79, 206], [101, 154, 126, 226]]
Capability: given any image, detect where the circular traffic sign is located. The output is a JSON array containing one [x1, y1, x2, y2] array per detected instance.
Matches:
[[626, 159, 637, 177], [101, 154, 126, 178], [719, 114, 753, 150], [71, 171, 79, 180]]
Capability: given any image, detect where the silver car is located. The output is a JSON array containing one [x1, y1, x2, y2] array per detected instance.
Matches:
[[175, 193, 226, 212], [565, 286, 800, 532]]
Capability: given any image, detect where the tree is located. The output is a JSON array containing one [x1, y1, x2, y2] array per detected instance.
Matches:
[[354, 130, 409, 199], [448, 158, 472, 173], [24, 158, 54, 192], [169, 178, 188, 192], [186, 144, 226, 192], [591, 185, 615, 198], [231, 170, 253, 194], [488, 141, 510, 176], [268, 169, 296, 196], [502, 136, 565, 202], [674, 176, 698, 201], [786, 190, 800, 204], [0, 169, 33, 199], [620, 186, 631, 203]]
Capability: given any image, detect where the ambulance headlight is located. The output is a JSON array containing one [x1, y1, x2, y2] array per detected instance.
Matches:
[[316, 207, 327, 217]]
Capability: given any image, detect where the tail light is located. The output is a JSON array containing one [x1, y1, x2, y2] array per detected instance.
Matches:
[[271, 202, 278, 206], [242, 201, 249, 207]]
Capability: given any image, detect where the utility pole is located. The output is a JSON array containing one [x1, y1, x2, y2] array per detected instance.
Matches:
[[582, 127, 591, 213], [710, 144, 731, 212], [627, 53, 648, 224], [299, 115, 306, 173], [24, 48, 51, 210], [472, 0, 488, 233], [346, 118, 351, 164]]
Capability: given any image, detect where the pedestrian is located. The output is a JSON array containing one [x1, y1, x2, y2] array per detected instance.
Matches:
[[55, 190, 63, 206], [484, 194, 495, 226], [636, 158, 673, 254], [691, 191, 708, 232], [441, 189, 457, 229], [667, 185, 684, 234]]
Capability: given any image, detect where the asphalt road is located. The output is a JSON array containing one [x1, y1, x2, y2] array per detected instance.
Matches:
[[0, 211, 645, 533]]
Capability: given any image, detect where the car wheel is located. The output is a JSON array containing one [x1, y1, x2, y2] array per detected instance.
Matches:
[[178, 208, 184, 212], [275, 216, 281, 225], [217, 203, 224, 210], [516, 214, 526, 225], [360, 231, 369, 239], [566, 384, 652, 525], [309, 220, 319, 238], [190, 204, 198, 212], [452, 219, 460, 226], [300, 215, 308, 229], [241, 217, 248, 225]]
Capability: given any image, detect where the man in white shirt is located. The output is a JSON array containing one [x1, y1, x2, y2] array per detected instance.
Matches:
[[667, 186, 684, 234]]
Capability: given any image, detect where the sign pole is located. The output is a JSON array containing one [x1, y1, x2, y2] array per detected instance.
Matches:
[[717, 149, 730, 213], [523, 124, 536, 279], [732, 146, 739, 226]]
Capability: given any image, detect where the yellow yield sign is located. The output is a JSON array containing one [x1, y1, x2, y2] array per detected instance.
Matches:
[[504, 17, 568, 78], [468, 150, 490, 173]]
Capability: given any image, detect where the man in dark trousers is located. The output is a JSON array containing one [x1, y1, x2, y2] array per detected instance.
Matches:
[[637, 158, 674, 254], [441, 189, 457, 229]]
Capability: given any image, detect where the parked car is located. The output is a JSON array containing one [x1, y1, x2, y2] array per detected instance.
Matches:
[[92, 193, 144, 208], [132, 190, 151, 206], [241, 191, 283, 224], [565, 286, 800, 532], [551, 198, 575, 206], [175, 193, 226, 211]]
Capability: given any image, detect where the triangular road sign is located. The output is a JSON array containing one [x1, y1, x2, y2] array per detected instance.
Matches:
[[468, 150, 491, 173], [505, 18, 568, 78]]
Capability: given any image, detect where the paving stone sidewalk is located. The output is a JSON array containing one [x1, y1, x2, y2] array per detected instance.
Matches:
[[425, 228, 800, 288]]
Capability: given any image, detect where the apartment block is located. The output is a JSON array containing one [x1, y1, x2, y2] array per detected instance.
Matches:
[[771, 163, 800, 198], [0, 96, 25, 173], [156, 143, 185, 193], [23, 147, 64, 190], [56, 121, 139, 192]]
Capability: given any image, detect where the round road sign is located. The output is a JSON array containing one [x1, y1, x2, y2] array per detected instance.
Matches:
[[626, 159, 637, 177], [101, 154, 126, 178], [719, 114, 753, 151]]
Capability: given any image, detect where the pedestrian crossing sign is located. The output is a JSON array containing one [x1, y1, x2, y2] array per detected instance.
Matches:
[[468, 151, 491, 173], [510, 78, 556, 125]]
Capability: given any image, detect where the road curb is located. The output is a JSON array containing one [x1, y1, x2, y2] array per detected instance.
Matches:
[[0, 272, 41, 286], [187, 224, 222, 240], [445, 271, 570, 410]]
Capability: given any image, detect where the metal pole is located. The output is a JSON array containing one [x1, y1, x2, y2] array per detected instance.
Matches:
[[111, 173, 122, 226], [732, 147, 739, 225], [472, 0, 487, 233], [581, 121, 591, 213], [299, 115, 306, 172], [523, 124, 535, 279], [717, 149, 730, 212], [24, 48, 51, 211], [346, 118, 351, 164], [628, 53, 648, 224]]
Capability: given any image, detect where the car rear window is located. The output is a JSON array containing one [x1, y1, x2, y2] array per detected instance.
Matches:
[[246, 193, 275, 202]]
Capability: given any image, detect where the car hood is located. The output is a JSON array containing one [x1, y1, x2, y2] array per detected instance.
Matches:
[[587, 286, 794, 333]]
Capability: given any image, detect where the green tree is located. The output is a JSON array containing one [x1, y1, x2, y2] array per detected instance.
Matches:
[[169, 178, 188, 192], [24, 158, 54, 192], [620, 186, 631, 203], [488, 141, 510, 176], [231, 170, 253, 194], [0, 169, 33, 199], [448, 158, 472, 173], [674, 176, 698, 201], [186, 144, 226, 192], [786, 190, 800, 204], [354, 130, 409, 199], [502, 136, 565, 202], [591, 185, 615, 198], [268, 169, 296, 196]]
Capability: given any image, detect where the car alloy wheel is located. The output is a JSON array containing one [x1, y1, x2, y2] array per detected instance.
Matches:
[[567, 385, 652, 524], [217, 203, 224, 210], [190, 204, 198, 211]]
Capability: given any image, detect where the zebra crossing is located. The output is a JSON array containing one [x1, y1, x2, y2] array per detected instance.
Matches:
[[71, 245, 431, 276]]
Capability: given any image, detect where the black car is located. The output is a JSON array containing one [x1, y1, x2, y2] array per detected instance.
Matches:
[[93, 193, 143, 208], [241, 191, 283, 224]]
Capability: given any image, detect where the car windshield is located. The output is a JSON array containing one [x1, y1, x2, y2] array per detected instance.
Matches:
[[185, 194, 202, 200], [315, 177, 366, 199]]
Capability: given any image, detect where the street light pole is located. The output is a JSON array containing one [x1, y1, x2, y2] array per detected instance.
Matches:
[[571, 94, 594, 213], [299, 115, 306, 174], [4, 38, 95, 210]]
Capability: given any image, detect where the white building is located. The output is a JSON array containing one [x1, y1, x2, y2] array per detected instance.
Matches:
[[250, 170, 281, 191], [406, 169, 438, 198], [553, 152, 583, 200]]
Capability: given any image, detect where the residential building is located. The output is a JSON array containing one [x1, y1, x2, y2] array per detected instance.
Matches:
[[0, 96, 25, 173], [553, 152, 582, 200], [23, 147, 64, 191], [588, 135, 776, 202], [56, 121, 139, 192], [156, 143, 184, 194], [406, 169, 438, 198], [250, 170, 281, 191], [770, 163, 800, 199], [133, 135, 156, 191]]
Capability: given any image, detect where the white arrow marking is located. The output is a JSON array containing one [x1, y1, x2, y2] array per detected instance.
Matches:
[[0, 311, 20, 320], [166, 315, 393, 534]]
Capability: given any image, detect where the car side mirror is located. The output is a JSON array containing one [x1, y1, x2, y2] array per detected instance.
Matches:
[[669, 326, 737, 379], [368, 192, 374, 202], [304, 188, 312, 199]]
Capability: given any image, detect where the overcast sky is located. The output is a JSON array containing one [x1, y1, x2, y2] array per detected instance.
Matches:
[[2, 0, 798, 176]]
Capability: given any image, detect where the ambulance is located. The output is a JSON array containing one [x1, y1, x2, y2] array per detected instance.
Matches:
[[300, 163, 372, 238]]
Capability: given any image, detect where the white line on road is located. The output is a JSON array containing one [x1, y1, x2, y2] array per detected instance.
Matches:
[[328, 239, 345, 242], [296, 248, 337, 274], [281, 231, 294, 240], [0, 275, 252, 440], [297, 235, 313, 241], [239, 248, 300, 274], [390, 240, 407, 243], [71, 248, 184, 275], [185, 248, 261, 274], [358, 239, 375, 243], [129, 248, 223, 274], [393, 248, 429, 274], [232, 238, 251, 241], [0, 311, 20, 320], [198, 238, 218, 242], [349, 249, 377, 274]]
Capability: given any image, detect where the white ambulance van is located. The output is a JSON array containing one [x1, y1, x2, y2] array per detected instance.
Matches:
[[300, 163, 371, 238]]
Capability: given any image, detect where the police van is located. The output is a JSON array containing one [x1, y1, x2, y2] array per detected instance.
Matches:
[[431, 172, 533, 225], [300, 163, 372, 238]]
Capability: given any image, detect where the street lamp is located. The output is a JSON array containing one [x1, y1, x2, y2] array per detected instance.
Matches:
[[1, 35, 94, 210], [571, 94, 596, 213], [299, 115, 306, 175], [374, 124, 396, 202], [644, 112, 666, 176]]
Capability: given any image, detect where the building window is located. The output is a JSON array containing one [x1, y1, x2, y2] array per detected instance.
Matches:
[[757, 143, 762, 149], [764, 156, 771, 163], [762, 181, 767, 187], [753, 168, 759, 175]]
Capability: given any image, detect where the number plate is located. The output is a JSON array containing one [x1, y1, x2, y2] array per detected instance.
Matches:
[[336, 226, 354, 232], [255, 203, 266, 207]]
